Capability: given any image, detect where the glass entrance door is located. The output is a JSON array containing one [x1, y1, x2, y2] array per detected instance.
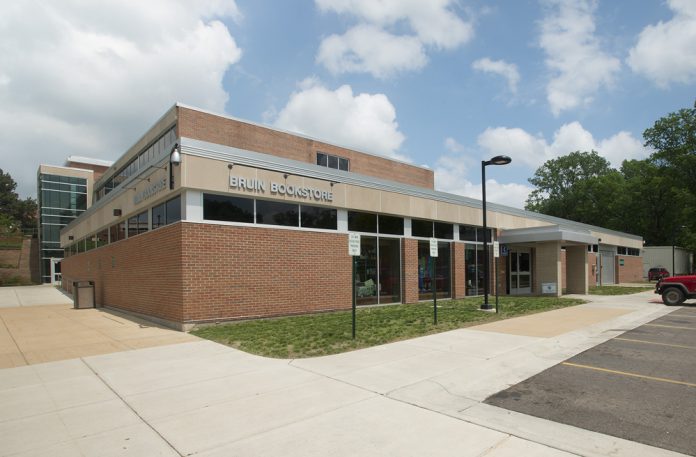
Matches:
[[509, 249, 531, 294]]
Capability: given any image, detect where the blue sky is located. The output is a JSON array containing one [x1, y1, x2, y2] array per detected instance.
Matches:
[[1, 1, 695, 207]]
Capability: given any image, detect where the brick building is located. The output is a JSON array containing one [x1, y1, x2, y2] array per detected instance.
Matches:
[[60, 104, 644, 330]]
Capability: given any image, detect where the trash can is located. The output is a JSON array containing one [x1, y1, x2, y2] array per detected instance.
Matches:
[[73, 281, 96, 309]]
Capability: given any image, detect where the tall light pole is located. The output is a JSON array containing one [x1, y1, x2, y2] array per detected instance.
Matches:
[[481, 155, 512, 310], [672, 225, 687, 276]]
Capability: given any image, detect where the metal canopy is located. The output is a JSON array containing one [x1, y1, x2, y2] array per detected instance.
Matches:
[[499, 226, 597, 245]]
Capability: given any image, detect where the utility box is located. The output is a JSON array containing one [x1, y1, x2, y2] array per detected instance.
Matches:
[[73, 281, 95, 309]]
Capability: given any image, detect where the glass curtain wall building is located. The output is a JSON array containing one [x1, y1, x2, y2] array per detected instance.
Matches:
[[37, 172, 88, 283]]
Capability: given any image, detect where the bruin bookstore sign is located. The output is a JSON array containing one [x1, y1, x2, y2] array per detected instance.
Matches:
[[134, 178, 167, 205], [229, 176, 334, 202]]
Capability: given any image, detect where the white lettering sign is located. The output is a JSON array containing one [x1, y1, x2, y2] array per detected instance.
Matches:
[[133, 178, 167, 205], [230, 175, 333, 202], [348, 233, 361, 256], [493, 241, 500, 258], [429, 238, 438, 257]]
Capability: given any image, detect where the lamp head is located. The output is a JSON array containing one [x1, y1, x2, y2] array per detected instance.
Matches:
[[485, 155, 512, 166], [170, 143, 181, 166]]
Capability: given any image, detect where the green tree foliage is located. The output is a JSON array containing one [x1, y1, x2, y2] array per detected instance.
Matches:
[[524, 101, 695, 265], [525, 151, 624, 228], [0, 168, 37, 232]]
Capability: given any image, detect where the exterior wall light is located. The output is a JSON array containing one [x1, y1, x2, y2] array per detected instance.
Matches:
[[169, 142, 180, 189]]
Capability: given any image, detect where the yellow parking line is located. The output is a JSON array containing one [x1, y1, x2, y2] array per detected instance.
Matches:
[[561, 362, 696, 388], [644, 323, 696, 330], [614, 337, 696, 350]]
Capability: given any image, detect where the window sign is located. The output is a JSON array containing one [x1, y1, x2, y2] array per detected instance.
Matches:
[[429, 238, 438, 257], [348, 233, 361, 256], [493, 241, 500, 258]]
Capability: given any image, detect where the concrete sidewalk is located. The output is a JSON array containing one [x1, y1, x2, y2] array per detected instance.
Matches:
[[0, 290, 688, 456], [0, 286, 197, 368]]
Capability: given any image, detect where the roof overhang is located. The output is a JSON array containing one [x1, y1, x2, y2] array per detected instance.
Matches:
[[499, 226, 597, 245]]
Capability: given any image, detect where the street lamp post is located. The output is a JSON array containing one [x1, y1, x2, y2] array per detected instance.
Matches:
[[481, 155, 512, 310]]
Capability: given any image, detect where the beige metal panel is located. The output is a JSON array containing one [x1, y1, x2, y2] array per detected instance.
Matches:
[[409, 196, 437, 219], [436, 201, 459, 223], [380, 192, 410, 216], [60, 165, 172, 245], [345, 185, 381, 212], [458, 206, 482, 226]]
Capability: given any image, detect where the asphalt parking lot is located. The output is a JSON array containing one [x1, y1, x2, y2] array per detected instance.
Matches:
[[486, 306, 696, 456]]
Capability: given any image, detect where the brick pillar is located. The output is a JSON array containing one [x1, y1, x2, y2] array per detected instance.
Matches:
[[588, 252, 597, 286], [452, 242, 466, 299], [566, 245, 588, 294], [402, 238, 419, 304], [533, 241, 562, 297]]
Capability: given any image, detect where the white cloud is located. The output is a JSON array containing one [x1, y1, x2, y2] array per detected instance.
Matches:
[[539, 0, 621, 116], [627, 0, 696, 87], [317, 25, 427, 78], [472, 58, 520, 93], [444, 137, 465, 153], [274, 79, 407, 161], [315, 0, 473, 77], [0, 1, 242, 197], [434, 155, 533, 208], [477, 121, 649, 169]]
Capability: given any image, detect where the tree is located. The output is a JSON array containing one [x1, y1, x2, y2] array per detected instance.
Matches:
[[0, 168, 37, 232], [525, 151, 624, 228]]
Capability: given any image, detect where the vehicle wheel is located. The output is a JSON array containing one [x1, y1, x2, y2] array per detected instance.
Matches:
[[662, 288, 685, 306]]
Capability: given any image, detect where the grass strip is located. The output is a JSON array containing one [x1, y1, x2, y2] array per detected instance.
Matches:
[[192, 296, 585, 359], [589, 285, 653, 295]]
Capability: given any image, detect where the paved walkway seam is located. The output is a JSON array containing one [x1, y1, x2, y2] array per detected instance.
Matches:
[[80, 357, 185, 457]]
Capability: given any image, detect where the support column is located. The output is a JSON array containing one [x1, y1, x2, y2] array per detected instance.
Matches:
[[402, 238, 419, 304], [451, 242, 466, 299], [533, 241, 562, 297], [566, 245, 588, 294]]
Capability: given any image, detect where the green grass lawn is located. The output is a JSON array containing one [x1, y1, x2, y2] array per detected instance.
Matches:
[[589, 285, 653, 295], [192, 296, 585, 359]]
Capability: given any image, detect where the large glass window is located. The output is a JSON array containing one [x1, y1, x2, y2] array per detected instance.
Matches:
[[203, 194, 254, 223], [300, 205, 337, 230], [256, 200, 298, 226], [378, 215, 403, 235], [97, 229, 108, 247], [348, 211, 377, 233], [434, 222, 453, 240], [379, 238, 401, 303], [165, 196, 181, 224], [465, 244, 486, 296], [418, 240, 451, 300], [356, 236, 378, 306], [412, 219, 432, 238], [152, 203, 165, 229]]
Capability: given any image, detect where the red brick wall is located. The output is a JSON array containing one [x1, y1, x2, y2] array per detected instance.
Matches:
[[180, 223, 352, 323], [588, 252, 597, 287], [61, 223, 185, 323], [177, 107, 435, 190], [616, 256, 643, 283], [401, 238, 419, 304], [452, 243, 466, 298]]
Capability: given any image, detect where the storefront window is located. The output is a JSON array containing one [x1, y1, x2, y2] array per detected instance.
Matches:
[[378, 215, 403, 235], [300, 205, 337, 230], [356, 236, 378, 305], [348, 211, 377, 233], [412, 219, 432, 237], [165, 196, 181, 225], [152, 203, 165, 229], [203, 194, 254, 223], [379, 238, 401, 303], [256, 200, 298, 226], [465, 244, 485, 296], [418, 240, 451, 300]]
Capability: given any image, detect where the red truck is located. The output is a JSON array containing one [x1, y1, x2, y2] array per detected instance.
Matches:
[[655, 274, 696, 305]]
